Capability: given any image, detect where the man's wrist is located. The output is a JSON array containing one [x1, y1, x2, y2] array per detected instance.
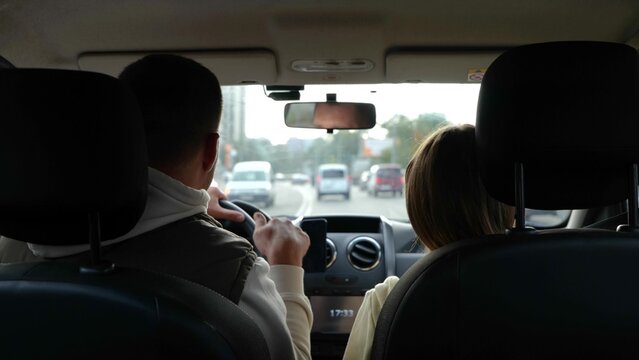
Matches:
[[269, 265, 305, 294]]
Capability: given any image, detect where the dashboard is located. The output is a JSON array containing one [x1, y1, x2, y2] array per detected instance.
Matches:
[[300, 215, 425, 359]]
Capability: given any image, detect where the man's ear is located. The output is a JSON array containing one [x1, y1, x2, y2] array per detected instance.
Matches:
[[202, 132, 220, 172]]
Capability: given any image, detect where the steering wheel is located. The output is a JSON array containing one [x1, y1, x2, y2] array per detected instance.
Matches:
[[218, 200, 271, 257]]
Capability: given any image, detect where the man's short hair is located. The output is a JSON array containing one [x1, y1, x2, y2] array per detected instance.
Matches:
[[119, 54, 222, 168]]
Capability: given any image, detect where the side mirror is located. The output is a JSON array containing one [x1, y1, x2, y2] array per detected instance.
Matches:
[[284, 102, 376, 130]]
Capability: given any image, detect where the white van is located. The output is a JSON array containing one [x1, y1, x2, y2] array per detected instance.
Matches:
[[316, 163, 350, 200], [225, 161, 275, 207]]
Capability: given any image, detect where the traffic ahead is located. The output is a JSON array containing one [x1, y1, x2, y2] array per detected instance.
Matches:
[[230, 179, 409, 221]]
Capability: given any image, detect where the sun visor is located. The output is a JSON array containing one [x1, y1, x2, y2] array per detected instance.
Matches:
[[385, 51, 502, 83], [78, 50, 277, 85]]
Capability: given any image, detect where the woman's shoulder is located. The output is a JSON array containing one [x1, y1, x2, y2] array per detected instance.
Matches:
[[366, 276, 400, 310], [372, 275, 400, 293]]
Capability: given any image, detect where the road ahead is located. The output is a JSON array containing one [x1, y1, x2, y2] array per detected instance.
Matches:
[[264, 182, 569, 227], [267, 181, 408, 220], [221, 181, 568, 228]]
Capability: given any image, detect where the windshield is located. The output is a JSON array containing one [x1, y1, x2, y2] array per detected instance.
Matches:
[[215, 84, 570, 227]]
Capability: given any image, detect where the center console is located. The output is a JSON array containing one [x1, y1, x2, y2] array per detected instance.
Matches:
[[302, 215, 390, 359], [310, 295, 364, 334]]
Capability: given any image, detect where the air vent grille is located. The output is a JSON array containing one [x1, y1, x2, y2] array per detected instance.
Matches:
[[347, 236, 381, 271], [326, 238, 337, 268]]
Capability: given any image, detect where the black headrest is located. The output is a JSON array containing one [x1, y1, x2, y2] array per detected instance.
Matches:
[[476, 41, 639, 210], [0, 69, 147, 245]]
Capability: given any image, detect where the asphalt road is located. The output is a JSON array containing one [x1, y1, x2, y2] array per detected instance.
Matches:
[[267, 181, 409, 221], [240, 181, 569, 228]]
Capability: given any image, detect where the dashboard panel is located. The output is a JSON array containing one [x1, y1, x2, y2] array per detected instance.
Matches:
[[301, 214, 424, 359]]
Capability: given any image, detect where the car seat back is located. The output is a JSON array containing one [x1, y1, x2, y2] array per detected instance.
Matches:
[[372, 41, 639, 359], [0, 69, 269, 360]]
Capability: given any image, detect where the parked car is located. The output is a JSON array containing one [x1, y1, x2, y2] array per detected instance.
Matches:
[[316, 163, 351, 200], [367, 163, 404, 197]]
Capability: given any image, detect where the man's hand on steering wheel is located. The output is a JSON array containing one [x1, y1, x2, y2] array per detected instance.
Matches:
[[208, 185, 266, 257], [253, 213, 310, 267], [207, 186, 245, 222], [208, 185, 309, 266]]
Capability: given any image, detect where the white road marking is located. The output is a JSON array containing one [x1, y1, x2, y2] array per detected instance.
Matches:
[[293, 185, 314, 217]]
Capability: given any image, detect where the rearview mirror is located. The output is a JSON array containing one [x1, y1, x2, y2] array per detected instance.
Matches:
[[284, 102, 376, 130]]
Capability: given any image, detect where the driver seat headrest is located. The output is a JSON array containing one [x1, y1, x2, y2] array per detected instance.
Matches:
[[0, 69, 148, 245]]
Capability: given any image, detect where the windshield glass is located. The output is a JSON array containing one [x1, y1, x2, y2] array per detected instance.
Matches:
[[321, 169, 345, 178], [215, 84, 570, 227]]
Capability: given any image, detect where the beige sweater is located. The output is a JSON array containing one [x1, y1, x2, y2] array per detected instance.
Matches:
[[343, 276, 400, 360]]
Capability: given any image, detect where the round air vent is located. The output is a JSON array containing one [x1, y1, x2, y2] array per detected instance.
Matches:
[[347, 236, 381, 271], [326, 238, 337, 268]]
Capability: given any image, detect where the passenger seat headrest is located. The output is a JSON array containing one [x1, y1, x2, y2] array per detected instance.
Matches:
[[477, 41, 639, 210], [0, 69, 147, 245]]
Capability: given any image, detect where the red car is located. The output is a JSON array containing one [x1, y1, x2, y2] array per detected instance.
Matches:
[[367, 164, 404, 197]]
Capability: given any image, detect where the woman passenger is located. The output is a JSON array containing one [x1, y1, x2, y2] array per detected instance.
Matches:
[[343, 124, 514, 360]]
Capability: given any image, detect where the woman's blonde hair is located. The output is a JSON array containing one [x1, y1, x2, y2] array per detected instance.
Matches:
[[405, 124, 514, 250]]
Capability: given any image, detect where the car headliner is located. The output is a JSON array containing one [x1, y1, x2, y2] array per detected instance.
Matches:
[[1, 0, 638, 85]]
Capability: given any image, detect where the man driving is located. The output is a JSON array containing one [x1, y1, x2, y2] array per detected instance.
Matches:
[[0, 54, 312, 360]]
